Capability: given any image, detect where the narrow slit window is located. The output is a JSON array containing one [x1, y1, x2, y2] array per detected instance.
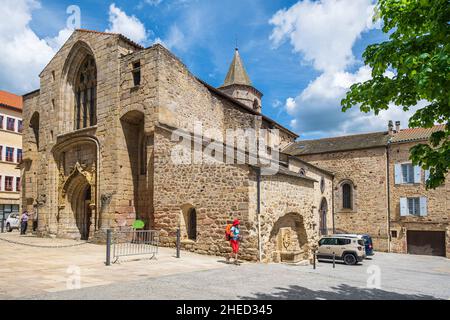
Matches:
[[132, 61, 141, 87]]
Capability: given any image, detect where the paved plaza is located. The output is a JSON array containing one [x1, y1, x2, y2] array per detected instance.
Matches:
[[0, 232, 449, 300], [0, 232, 227, 299]]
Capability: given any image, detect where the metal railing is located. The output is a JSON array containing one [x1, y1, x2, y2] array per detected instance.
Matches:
[[106, 229, 160, 265]]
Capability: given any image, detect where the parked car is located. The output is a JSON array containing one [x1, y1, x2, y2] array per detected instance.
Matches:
[[333, 234, 374, 256], [317, 235, 366, 265], [5, 213, 20, 232]]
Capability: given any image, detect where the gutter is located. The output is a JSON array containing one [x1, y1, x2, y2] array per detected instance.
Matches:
[[256, 167, 262, 262], [386, 143, 391, 252]]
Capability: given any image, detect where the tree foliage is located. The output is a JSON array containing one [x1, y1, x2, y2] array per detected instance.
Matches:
[[341, 0, 450, 189]]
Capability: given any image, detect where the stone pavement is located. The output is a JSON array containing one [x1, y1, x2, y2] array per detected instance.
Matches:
[[27, 252, 450, 300], [0, 231, 228, 299]]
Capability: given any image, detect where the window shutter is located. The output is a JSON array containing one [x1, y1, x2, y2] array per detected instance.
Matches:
[[394, 164, 402, 184], [400, 198, 408, 216], [414, 166, 421, 183], [419, 197, 428, 216], [424, 170, 430, 182]]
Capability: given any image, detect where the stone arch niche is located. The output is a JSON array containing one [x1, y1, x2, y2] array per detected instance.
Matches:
[[120, 109, 153, 229], [179, 204, 197, 241], [61, 41, 98, 133], [319, 197, 328, 235], [23, 112, 40, 212], [52, 137, 99, 240], [269, 213, 309, 263]]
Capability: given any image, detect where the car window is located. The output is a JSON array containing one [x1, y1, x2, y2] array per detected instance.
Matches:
[[320, 238, 338, 245], [358, 240, 365, 246], [337, 238, 351, 245]]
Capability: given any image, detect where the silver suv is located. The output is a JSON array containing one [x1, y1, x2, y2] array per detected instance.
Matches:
[[317, 235, 366, 265]]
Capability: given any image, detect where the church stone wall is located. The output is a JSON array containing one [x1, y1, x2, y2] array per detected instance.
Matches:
[[298, 147, 390, 252], [152, 127, 259, 260], [288, 157, 334, 234], [22, 31, 142, 237], [248, 171, 317, 263]]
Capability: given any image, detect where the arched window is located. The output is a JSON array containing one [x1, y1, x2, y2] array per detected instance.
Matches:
[[30, 112, 40, 149], [253, 99, 259, 110], [342, 183, 352, 209], [299, 168, 306, 176], [74, 56, 97, 129], [187, 208, 197, 240], [320, 177, 325, 193]]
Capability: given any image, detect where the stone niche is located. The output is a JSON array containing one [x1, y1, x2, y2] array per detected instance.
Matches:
[[270, 213, 309, 263]]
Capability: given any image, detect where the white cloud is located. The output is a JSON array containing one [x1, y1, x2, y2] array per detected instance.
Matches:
[[45, 28, 73, 51], [106, 3, 149, 45], [154, 24, 186, 51], [145, 0, 163, 6], [270, 0, 417, 138], [0, 0, 56, 93], [270, 0, 376, 72]]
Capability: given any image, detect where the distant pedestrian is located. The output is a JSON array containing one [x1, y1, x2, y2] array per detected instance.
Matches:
[[20, 211, 29, 235], [226, 219, 242, 265]]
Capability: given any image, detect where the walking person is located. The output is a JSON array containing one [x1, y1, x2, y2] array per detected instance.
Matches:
[[20, 211, 29, 235], [226, 219, 242, 265]]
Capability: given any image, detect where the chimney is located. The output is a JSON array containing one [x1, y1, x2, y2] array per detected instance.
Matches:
[[395, 121, 401, 133], [388, 120, 394, 135]]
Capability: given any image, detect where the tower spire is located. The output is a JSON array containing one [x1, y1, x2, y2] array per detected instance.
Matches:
[[221, 48, 252, 87], [218, 47, 263, 113]]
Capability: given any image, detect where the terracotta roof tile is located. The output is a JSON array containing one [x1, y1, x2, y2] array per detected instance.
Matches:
[[391, 125, 446, 143], [0, 90, 23, 110]]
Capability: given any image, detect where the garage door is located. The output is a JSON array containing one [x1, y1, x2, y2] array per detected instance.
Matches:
[[407, 231, 446, 257]]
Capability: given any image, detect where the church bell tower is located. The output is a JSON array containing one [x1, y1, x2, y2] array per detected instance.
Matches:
[[218, 48, 263, 113]]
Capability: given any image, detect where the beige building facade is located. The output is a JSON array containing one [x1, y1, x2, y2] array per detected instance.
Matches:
[[0, 91, 23, 222], [21, 29, 334, 262], [289, 123, 449, 258]]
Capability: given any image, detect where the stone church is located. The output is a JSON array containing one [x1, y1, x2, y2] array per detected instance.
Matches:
[[21, 29, 334, 262]]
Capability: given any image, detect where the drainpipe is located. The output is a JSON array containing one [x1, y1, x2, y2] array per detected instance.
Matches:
[[386, 144, 391, 253], [332, 176, 335, 234], [256, 167, 262, 262]]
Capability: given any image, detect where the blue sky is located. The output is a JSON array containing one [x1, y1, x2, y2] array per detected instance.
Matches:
[[0, 0, 417, 139]]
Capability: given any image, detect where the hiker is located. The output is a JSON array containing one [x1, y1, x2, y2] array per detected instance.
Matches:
[[226, 219, 242, 264], [20, 211, 29, 235]]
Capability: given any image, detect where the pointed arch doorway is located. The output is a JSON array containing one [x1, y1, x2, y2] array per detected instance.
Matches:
[[62, 167, 95, 240]]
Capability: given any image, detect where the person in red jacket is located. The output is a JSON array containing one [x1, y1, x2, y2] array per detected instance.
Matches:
[[226, 219, 242, 265]]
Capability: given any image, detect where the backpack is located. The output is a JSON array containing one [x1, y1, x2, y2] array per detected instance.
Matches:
[[225, 224, 233, 240]]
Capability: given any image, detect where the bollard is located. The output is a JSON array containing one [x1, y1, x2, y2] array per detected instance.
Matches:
[[176, 228, 180, 258], [313, 251, 316, 270], [1, 216, 4, 233], [106, 229, 112, 266], [333, 253, 336, 269]]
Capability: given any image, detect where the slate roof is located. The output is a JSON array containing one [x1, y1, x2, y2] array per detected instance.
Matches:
[[220, 48, 252, 87], [284, 131, 390, 156]]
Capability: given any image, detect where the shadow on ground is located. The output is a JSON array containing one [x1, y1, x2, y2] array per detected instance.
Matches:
[[239, 284, 439, 300]]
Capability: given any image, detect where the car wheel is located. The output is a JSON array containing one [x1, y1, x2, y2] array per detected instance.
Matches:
[[6, 223, 12, 232], [343, 253, 357, 265]]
